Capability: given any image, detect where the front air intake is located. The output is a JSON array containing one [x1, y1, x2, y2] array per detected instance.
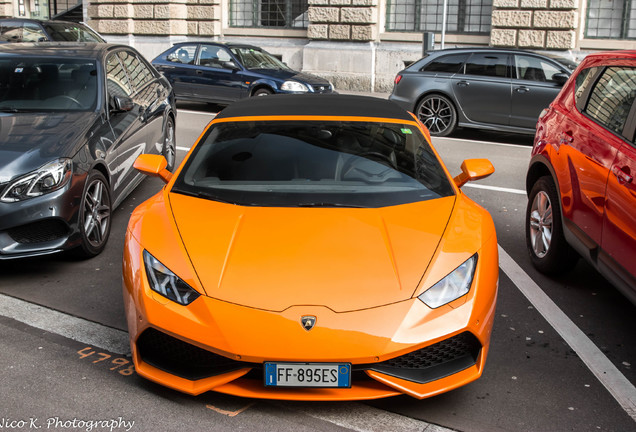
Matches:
[[137, 328, 252, 381]]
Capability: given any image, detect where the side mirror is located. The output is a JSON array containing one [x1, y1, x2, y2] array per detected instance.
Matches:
[[134, 154, 173, 183], [222, 60, 240, 71], [110, 95, 134, 113], [453, 159, 494, 188], [552, 73, 569, 85]]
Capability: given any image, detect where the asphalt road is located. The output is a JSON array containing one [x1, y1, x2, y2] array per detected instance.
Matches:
[[0, 103, 634, 432]]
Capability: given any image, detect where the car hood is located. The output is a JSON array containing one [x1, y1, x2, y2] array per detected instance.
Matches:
[[250, 68, 331, 86], [169, 193, 456, 312], [0, 112, 97, 183]]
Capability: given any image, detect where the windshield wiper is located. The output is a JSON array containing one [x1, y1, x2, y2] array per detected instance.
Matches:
[[173, 187, 220, 200], [297, 202, 365, 208], [171, 187, 242, 205]]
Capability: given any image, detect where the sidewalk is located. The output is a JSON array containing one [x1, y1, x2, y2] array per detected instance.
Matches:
[[338, 89, 390, 99]]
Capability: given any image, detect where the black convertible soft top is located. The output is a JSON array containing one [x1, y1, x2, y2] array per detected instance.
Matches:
[[215, 94, 414, 121]]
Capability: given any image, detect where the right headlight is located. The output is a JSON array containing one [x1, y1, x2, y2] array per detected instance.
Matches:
[[143, 250, 200, 306], [281, 80, 309, 92], [418, 254, 477, 308], [1, 158, 72, 203]]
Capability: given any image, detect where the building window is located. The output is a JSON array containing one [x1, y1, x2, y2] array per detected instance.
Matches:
[[586, 0, 636, 39], [230, 0, 309, 28], [386, 0, 492, 34]]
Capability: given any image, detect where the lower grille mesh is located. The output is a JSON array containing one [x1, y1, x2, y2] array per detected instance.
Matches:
[[363, 332, 482, 384], [137, 328, 250, 381], [8, 219, 69, 244]]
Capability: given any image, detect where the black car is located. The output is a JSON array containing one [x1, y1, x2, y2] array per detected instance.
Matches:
[[0, 42, 176, 259], [0, 18, 106, 43], [152, 42, 334, 105], [389, 48, 578, 137]]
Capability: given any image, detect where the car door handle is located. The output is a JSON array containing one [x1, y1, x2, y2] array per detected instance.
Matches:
[[515, 86, 530, 93], [456, 80, 469, 87], [195, 70, 203, 75], [613, 165, 633, 184]]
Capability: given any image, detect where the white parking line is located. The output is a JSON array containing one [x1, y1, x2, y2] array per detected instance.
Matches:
[[178, 109, 217, 117], [435, 136, 531, 149], [498, 246, 636, 421], [464, 183, 526, 195], [0, 293, 129, 355]]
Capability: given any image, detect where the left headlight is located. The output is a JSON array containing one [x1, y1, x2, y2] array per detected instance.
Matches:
[[143, 250, 200, 306], [281, 81, 309, 92], [1, 158, 72, 203], [418, 254, 477, 308]]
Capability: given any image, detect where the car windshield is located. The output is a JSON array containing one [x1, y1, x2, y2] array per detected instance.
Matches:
[[230, 47, 289, 70], [172, 120, 455, 207], [0, 57, 98, 112], [43, 22, 104, 42]]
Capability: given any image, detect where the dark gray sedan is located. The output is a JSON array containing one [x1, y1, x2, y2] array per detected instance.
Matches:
[[0, 43, 176, 259], [389, 48, 577, 137]]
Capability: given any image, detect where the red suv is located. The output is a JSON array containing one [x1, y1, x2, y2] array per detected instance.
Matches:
[[525, 50, 636, 304]]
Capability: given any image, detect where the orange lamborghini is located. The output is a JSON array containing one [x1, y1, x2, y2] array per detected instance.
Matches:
[[122, 94, 499, 400]]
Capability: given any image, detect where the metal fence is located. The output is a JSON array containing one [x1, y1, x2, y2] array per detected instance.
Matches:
[[386, 0, 492, 34], [230, 0, 309, 28]]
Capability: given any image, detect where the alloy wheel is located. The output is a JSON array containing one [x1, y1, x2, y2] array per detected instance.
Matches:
[[529, 190, 553, 258], [82, 178, 111, 249], [417, 96, 455, 135], [163, 119, 176, 171]]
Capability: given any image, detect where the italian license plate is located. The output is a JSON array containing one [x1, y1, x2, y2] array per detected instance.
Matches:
[[264, 362, 351, 388]]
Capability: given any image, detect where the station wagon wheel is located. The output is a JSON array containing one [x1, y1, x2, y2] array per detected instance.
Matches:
[[162, 116, 176, 172], [253, 88, 273, 97], [525, 176, 578, 275], [416, 94, 457, 137], [75, 170, 112, 258]]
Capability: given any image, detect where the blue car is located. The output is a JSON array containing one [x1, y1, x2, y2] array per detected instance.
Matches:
[[152, 42, 334, 104]]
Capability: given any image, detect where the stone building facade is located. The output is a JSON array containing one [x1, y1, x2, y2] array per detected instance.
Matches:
[[490, 0, 579, 50], [3, 0, 635, 91]]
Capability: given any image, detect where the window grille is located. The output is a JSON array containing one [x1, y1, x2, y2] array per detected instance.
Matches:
[[386, 0, 492, 34], [230, 0, 309, 28], [51, 0, 79, 17], [586, 0, 636, 39]]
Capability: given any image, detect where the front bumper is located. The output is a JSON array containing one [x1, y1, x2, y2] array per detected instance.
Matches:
[[123, 232, 498, 400], [0, 177, 82, 259]]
